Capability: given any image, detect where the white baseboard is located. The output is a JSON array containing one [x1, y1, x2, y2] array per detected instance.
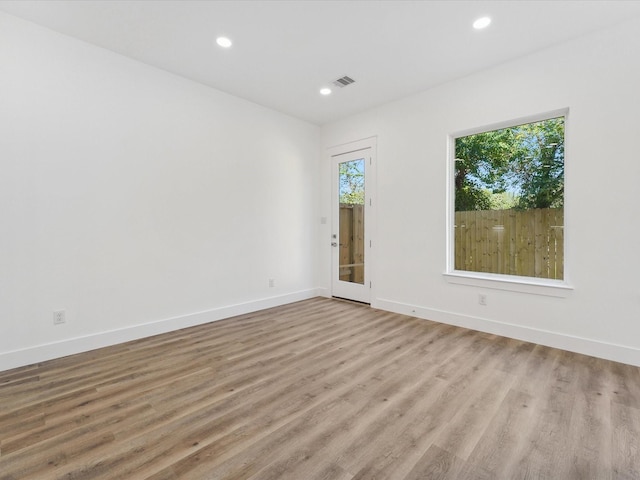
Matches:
[[6, 291, 637, 372], [0, 289, 322, 372], [375, 298, 640, 367]]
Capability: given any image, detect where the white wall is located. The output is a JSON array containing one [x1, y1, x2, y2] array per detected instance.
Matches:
[[3, 10, 639, 373], [0, 12, 320, 371], [320, 18, 640, 366]]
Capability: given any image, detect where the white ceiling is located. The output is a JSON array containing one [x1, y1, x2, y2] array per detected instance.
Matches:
[[2, 0, 640, 125]]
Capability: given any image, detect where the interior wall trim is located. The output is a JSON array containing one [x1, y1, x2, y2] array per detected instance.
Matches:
[[0, 289, 322, 372], [375, 298, 640, 367]]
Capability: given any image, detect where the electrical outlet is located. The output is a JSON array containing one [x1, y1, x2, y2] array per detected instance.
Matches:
[[268, 278, 275, 288], [53, 310, 66, 325], [478, 294, 487, 306]]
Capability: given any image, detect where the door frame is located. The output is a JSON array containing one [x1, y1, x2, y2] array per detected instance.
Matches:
[[328, 137, 377, 304]]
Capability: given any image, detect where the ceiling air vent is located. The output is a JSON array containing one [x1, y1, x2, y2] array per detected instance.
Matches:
[[332, 75, 356, 88]]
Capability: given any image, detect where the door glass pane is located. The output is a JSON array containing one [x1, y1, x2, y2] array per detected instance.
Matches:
[[338, 158, 365, 284]]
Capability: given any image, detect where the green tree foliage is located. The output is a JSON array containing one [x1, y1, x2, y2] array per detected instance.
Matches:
[[339, 160, 365, 205], [454, 117, 564, 211], [512, 119, 564, 209], [489, 190, 518, 210]]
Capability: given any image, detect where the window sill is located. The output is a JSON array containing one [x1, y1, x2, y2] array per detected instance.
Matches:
[[443, 271, 573, 297]]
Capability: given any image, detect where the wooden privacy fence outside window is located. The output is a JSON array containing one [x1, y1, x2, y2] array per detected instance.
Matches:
[[455, 208, 564, 280]]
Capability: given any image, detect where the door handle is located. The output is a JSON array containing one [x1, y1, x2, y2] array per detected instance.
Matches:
[[331, 242, 338, 247]]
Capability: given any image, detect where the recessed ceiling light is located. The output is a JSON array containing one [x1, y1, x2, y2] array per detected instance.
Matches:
[[320, 88, 332, 96], [473, 17, 491, 30], [216, 36, 232, 48]]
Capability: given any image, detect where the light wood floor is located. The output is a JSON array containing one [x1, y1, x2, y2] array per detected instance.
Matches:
[[1, 297, 639, 480]]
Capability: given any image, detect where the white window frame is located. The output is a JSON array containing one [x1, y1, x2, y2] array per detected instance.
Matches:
[[444, 108, 573, 297]]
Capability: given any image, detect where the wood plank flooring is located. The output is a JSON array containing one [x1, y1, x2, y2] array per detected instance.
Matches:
[[1, 297, 639, 479]]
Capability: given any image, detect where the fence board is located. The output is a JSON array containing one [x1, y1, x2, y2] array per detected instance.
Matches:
[[352, 204, 365, 284], [534, 208, 543, 278], [469, 212, 478, 272]]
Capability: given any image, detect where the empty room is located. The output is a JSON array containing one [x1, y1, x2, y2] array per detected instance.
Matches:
[[1, 1, 640, 478]]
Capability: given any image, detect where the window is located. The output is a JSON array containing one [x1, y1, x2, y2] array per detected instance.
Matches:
[[451, 114, 565, 283]]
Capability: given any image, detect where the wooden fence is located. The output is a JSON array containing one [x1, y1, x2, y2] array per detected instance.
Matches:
[[455, 208, 564, 279], [338, 205, 563, 281], [339, 204, 365, 284]]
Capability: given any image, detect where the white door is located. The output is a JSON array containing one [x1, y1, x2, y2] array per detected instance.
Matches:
[[331, 148, 372, 303]]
